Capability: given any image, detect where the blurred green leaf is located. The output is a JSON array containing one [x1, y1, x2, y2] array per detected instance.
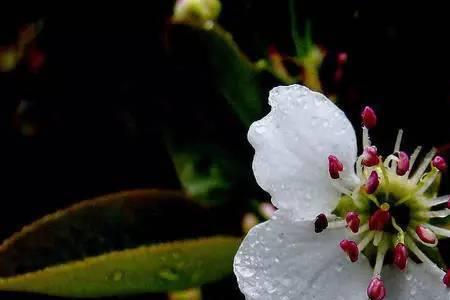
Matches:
[[167, 142, 251, 206], [0, 189, 240, 297], [169, 23, 264, 127], [0, 236, 239, 297]]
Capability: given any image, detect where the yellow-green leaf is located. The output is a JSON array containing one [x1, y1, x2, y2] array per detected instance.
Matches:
[[0, 236, 240, 297], [0, 189, 240, 297]]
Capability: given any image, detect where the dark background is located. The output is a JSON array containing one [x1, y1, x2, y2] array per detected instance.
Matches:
[[0, 1, 449, 299]]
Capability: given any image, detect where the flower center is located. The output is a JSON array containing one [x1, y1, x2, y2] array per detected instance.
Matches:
[[315, 106, 450, 300]]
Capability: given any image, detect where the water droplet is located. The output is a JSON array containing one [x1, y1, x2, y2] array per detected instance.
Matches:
[[263, 280, 277, 294], [406, 273, 413, 281], [410, 286, 417, 296], [159, 268, 179, 281], [108, 270, 124, 282], [335, 265, 343, 272], [254, 125, 266, 134], [235, 265, 255, 278]]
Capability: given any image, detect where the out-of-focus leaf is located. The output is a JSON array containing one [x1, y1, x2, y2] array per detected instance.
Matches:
[[169, 287, 202, 300], [0, 47, 20, 72], [169, 23, 263, 127], [167, 142, 249, 206], [0, 189, 240, 297], [0, 236, 239, 297]]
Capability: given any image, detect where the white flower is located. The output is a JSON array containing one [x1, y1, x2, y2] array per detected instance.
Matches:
[[234, 84, 450, 300]]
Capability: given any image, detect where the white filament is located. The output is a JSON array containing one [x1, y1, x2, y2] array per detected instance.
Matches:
[[410, 148, 437, 185], [424, 224, 450, 238], [405, 146, 422, 178], [358, 231, 375, 252], [406, 236, 445, 276], [391, 129, 404, 171], [362, 126, 371, 148], [425, 195, 449, 208]]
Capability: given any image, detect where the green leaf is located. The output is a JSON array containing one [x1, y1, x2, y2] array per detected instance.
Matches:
[[169, 23, 264, 127], [0, 236, 239, 297], [0, 189, 240, 297], [166, 141, 254, 206]]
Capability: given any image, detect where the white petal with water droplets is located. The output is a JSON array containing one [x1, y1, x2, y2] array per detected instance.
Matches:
[[248, 84, 357, 220], [234, 211, 371, 300], [383, 260, 450, 300]]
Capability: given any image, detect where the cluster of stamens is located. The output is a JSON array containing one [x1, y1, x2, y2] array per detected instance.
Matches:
[[314, 106, 450, 300]]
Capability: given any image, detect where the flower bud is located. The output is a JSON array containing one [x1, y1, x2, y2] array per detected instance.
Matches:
[[173, 0, 221, 25], [361, 106, 377, 129], [367, 276, 386, 300], [369, 206, 391, 231], [339, 239, 359, 262], [362, 146, 380, 167], [365, 171, 379, 194], [393, 243, 408, 270], [443, 269, 450, 287], [415, 225, 437, 244], [396, 151, 410, 176], [328, 155, 343, 179], [432, 156, 447, 172], [314, 213, 328, 233], [345, 212, 360, 233]]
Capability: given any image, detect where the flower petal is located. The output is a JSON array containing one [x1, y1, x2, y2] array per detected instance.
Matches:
[[234, 211, 371, 300], [248, 84, 357, 220], [383, 261, 450, 299]]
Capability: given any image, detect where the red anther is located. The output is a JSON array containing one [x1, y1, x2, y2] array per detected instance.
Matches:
[[393, 243, 408, 271], [432, 156, 447, 172], [314, 213, 328, 233], [367, 276, 386, 300], [362, 146, 380, 167], [443, 269, 450, 287], [369, 208, 391, 231], [365, 171, 379, 194], [328, 155, 344, 179], [339, 239, 359, 262], [361, 106, 377, 129], [396, 151, 410, 176], [415, 225, 437, 244], [345, 212, 360, 233]]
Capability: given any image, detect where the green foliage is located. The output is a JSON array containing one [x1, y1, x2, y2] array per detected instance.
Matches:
[[170, 23, 264, 127], [0, 190, 240, 297], [0, 236, 239, 297]]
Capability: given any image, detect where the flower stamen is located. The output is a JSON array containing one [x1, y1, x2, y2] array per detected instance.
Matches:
[[369, 204, 391, 231], [358, 231, 375, 252], [314, 213, 328, 233], [345, 212, 360, 233], [361, 106, 377, 129], [410, 148, 437, 184], [367, 276, 386, 300], [339, 239, 359, 262], [365, 171, 380, 194], [362, 146, 380, 167], [396, 151, 410, 176], [432, 156, 447, 172], [393, 243, 408, 271], [328, 155, 343, 179], [412, 225, 438, 246], [405, 146, 422, 177]]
